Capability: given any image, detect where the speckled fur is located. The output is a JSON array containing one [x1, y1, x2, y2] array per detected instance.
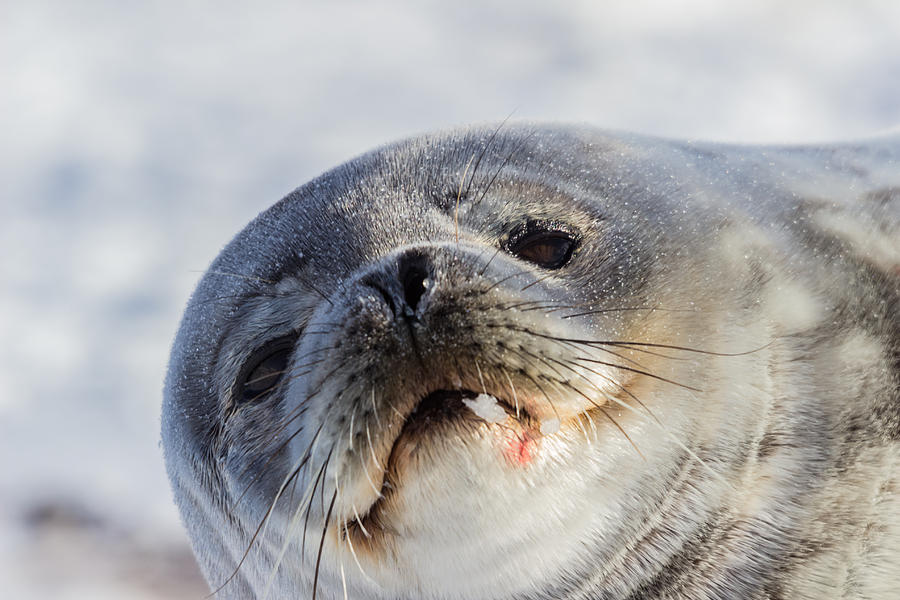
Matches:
[[162, 125, 899, 599]]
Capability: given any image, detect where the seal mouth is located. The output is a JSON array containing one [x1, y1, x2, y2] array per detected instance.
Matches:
[[390, 388, 527, 459], [343, 387, 530, 540], [401, 389, 484, 433]]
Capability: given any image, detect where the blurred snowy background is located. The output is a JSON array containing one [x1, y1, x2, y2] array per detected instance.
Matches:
[[2, 0, 899, 597]]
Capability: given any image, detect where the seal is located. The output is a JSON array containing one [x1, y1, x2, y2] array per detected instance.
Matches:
[[162, 124, 900, 599]]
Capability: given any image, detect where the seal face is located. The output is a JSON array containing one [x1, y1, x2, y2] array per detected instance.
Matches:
[[162, 125, 900, 599]]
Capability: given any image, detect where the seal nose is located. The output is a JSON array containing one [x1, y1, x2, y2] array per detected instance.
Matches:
[[399, 251, 430, 313]]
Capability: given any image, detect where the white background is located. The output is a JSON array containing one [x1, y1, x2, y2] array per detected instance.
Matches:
[[2, 1, 899, 597]]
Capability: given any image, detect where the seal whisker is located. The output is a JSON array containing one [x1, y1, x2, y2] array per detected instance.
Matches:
[[268, 357, 354, 438], [579, 337, 769, 357], [478, 247, 503, 277], [511, 346, 570, 384], [475, 360, 488, 393], [598, 405, 645, 459], [560, 306, 699, 319], [258, 445, 333, 600], [509, 325, 769, 358], [561, 357, 731, 487], [232, 413, 322, 516], [332, 469, 350, 600], [360, 446, 382, 498], [453, 154, 481, 245], [292, 272, 335, 307], [472, 129, 537, 209], [463, 116, 512, 201], [338, 545, 349, 600], [515, 367, 563, 424], [344, 512, 378, 587], [500, 299, 568, 311], [519, 269, 558, 292], [551, 373, 645, 459], [580, 411, 600, 443], [311, 489, 338, 600], [366, 422, 383, 471], [524, 332, 654, 372], [503, 327, 700, 391], [211, 464, 304, 597], [455, 153, 476, 244], [482, 267, 532, 293], [573, 356, 701, 392], [501, 369, 520, 419], [370, 388, 382, 429], [535, 356, 653, 460], [574, 411, 591, 444], [300, 453, 332, 566], [351, 502, 371, 538], [348, 406, 357, 451]]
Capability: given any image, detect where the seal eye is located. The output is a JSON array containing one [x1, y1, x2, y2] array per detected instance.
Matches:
[[234, 336, 296, 405], [507, 226, 578, 270]]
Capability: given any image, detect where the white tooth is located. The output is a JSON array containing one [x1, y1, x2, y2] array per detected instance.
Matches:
[[463, 394, 508, 423], [540, 417, 560, 435]]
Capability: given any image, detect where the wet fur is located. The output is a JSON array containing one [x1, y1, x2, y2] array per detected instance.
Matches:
[[162, 125, 900, 599]]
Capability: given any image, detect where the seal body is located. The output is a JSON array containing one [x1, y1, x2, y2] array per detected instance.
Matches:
[[162, 125, 900, 599]]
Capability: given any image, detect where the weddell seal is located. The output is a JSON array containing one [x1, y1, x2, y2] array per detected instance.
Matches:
[[162, 124, 900, 600]]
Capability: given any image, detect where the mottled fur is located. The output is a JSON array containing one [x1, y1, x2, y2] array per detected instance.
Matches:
[[162, 125, 900, 599]]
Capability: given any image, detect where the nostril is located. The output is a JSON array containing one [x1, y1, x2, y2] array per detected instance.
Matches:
[[399, 256, 429, 313]]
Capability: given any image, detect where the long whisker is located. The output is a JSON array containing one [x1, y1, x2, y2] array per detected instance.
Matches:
[[311, 490, 338, 600], [455, 154, 476, 244], [502, 369, 520, 419], [261, 444, 334, 600], [483, 267, 533, 293], [478, 247, 503, 277], [519, 269, 557, 292], [560, 357, 733, 489], [472, 129, 537, 209], [463, 115, 514, 201]]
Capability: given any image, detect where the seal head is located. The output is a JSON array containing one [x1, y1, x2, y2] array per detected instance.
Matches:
[[163, 124, 900, 599]]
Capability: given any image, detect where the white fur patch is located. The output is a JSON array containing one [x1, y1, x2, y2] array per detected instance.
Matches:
[[763, 276, 824, 333], [814, 211, 900, 274]]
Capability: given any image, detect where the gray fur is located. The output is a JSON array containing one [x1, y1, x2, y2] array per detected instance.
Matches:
[[163, 124, 900, 599]]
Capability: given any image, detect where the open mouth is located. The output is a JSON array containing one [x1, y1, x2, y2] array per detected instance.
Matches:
[[402, 389, 508, 433], [342, 388, 532, 540], [391, 388, 532, 455]]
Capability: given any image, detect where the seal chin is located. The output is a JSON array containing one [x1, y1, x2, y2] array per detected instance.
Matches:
[[342, 387, 542, 542]]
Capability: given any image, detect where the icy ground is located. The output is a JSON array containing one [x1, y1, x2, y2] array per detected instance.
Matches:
[[2, 1, 899, 597]]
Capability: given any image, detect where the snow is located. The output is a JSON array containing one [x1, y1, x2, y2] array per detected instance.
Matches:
[[463, 394, 510, 424], [2, 0, 900, 596]]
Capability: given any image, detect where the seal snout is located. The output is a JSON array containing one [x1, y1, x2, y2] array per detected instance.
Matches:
[[360, 248, 435, 320]]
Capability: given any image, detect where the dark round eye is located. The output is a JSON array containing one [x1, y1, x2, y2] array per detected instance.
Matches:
[[507, 226, 578, 270], [234, 336, 296, 405]]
